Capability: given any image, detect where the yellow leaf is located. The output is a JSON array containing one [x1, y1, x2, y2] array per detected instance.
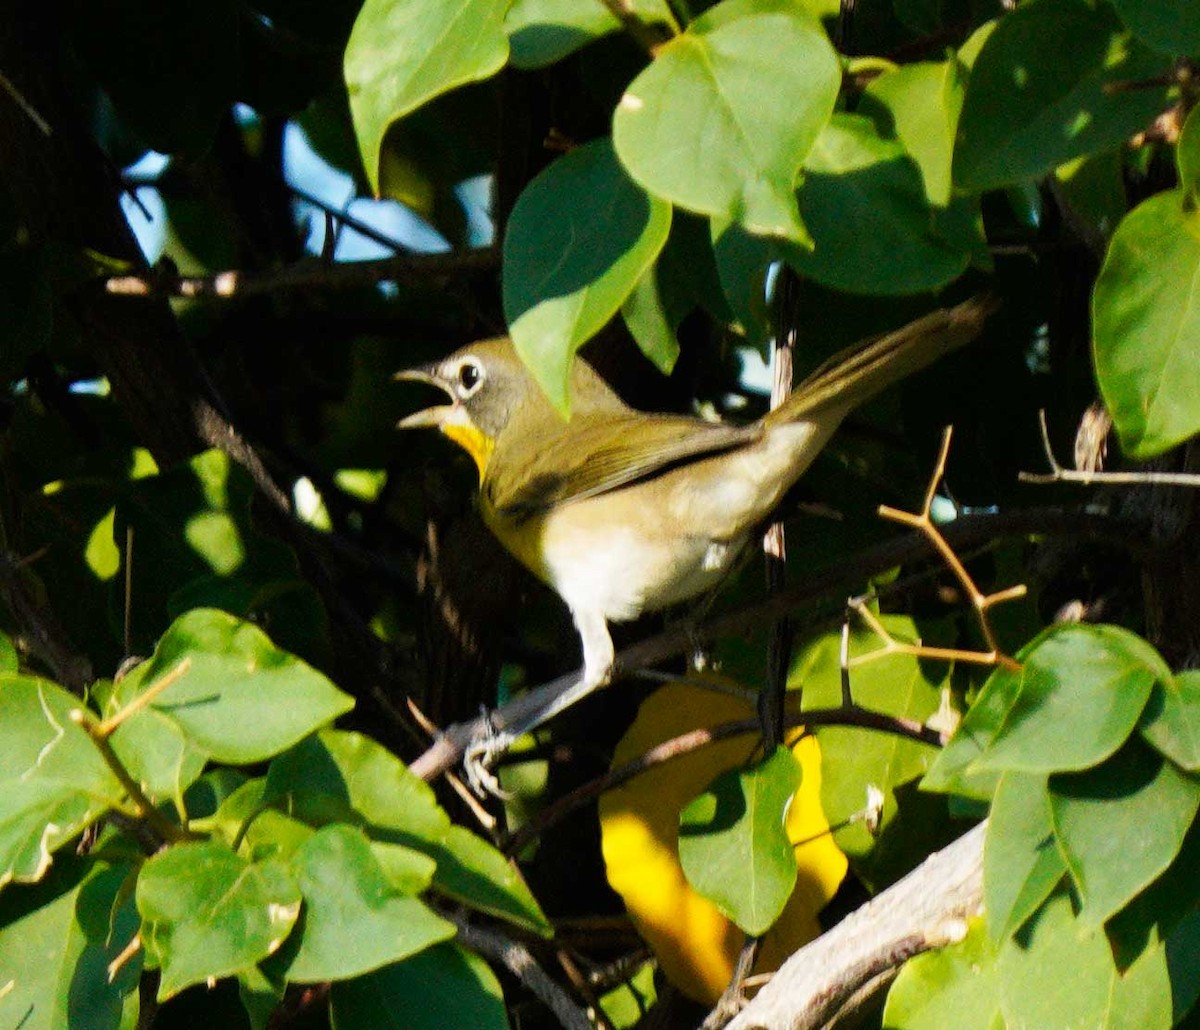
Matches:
[[599, 681, 848, 1003]]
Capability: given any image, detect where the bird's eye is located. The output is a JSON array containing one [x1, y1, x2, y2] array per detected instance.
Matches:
[[457, 360, 482, 395]]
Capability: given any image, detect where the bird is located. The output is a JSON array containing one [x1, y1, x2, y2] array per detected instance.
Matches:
[[397, 296, 993, 744]]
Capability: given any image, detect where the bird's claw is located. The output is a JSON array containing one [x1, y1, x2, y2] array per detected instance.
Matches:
[[463, 719, 516, 799]]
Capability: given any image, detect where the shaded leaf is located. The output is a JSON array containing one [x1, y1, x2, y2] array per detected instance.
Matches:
[[953, 0, 1170, 191], [66, 0, 240, 155], [784, 114, 975, 295], [1110, 0, 1200, 55], [997, 890, 1173, 1030], [505, 0, 674, 68], [330, 943, 508, 1030], [678, 747, 801, 936], [1139, 670, 1200, 770], [137, 841, 302, 1000], [1049, 739, 1200, 929], [503, 138, 671, 413], [794, 616, 949, 877], [613, 0, 840, 244]]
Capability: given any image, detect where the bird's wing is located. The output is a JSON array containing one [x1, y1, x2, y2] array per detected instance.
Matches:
[[485, 413, 761, 519]]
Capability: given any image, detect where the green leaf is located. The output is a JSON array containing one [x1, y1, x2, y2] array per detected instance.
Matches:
[[862, 59, 965, 207], [1106, 821, 1200, 971], [430, 825, 551, 936], [1139, 671, 1200, 770], [953, 0, 1171, 192], [973, 624, 1165, 774], [613, 0, 840, 244], [1049, 739, 1200, 929], [269, 825, 454, 983], [711, 219, 774, 347], [783, 114, 975, 295], [883, 917, 1002, 1030], [505, 0, 674, 68], [344, 0, 509, 192], [106, 608, 354, 767], [0, 676, 126, 888], [1092, 189, 1200, 458], [0, 631, 17, 674], [1179, 106, 1200, 205], [1054, 148, 1128, 240], [330, 943, 509, 1030], [795, 617, 950, 879], [678, 747, 801, 935], [620, 267, 683, 375], [997, 890, 1173, 1030], [983, 773, 1066, 941], [1110, 0, 1200, 55], [265, 732, 552, 936], [503, 138, 671, 413], [0, 857, 141, 1030], [137, 840, 302, 1000], [922, 661, 1021, 799]]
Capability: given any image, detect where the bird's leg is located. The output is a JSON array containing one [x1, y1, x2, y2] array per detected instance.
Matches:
[[462, 609, 615, 794]]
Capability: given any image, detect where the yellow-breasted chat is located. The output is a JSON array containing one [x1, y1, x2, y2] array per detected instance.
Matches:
[[397, 296, 993, 741]]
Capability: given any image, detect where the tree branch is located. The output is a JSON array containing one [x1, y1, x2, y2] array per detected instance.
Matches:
[[105, 247, 499, 300], [724, 821, 986, 1030]]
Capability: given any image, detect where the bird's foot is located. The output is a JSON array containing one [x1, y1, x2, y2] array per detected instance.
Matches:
[[462, 713, 517, 799]]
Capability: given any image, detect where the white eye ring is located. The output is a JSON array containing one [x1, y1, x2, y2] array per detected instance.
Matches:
[[454, 358, 485, 398]]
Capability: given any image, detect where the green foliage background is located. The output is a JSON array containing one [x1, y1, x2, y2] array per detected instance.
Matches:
[[1, 0, 1199, 1026]]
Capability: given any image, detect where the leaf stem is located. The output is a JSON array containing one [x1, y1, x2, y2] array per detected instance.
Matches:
[[70, 708, 190, 844]]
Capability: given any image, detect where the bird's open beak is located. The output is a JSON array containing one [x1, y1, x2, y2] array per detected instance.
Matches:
[[395, 365, 456, 430]]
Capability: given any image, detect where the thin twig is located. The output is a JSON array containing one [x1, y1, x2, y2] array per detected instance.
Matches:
[[96, 657, 192, 737], [500, 707, 942, 855], [1021, 409, 1200, 487], [704, 936, 759, 1029], [448, 913, 592, 1030], [877, 427, 1023, 670], [0, 69, 51, 135], [70, 709, 190, 844], [105, 247, 499, 300], [597, 0, 676, 53]]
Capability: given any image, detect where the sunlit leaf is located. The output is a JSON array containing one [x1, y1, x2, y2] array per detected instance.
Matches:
[[106, 609, 353, 770], [137, 841, 302, 1000], [269, 825, 454, 983], [613, 0, 839, 244], [1093, 190, 1200, 458], [678, 747, 801, 936], [983, 773, 1065, 941], [1049, 740, 1200, 928], [345, 0, 510, 191], [503, 138, 671, 413], [0, 676, 125, 887]]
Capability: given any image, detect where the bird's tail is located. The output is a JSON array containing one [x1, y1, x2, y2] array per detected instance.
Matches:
[[763, 294, 998, 427]]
